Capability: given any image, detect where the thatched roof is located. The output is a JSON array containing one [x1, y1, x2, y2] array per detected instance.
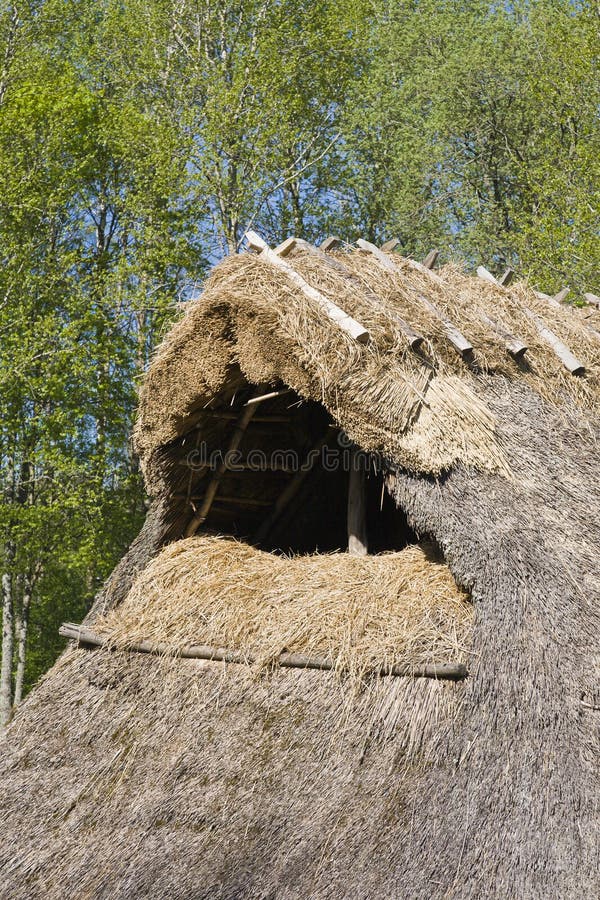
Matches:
[[135, 239, 600, 493], [1, 237, 599, 898]]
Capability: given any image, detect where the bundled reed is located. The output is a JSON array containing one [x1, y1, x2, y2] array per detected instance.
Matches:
[[95, 535, 472, 678]]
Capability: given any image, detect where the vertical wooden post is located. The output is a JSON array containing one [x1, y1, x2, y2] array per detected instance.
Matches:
[[422, 249, 440, 270], [347, 447, 368, 556]]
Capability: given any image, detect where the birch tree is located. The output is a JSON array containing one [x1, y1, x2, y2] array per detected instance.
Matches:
[[0, 0, 192, 720], [105, 0, 369, 253]]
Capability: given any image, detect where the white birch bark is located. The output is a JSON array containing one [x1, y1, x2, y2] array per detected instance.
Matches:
[[0, 565, 14, 727]]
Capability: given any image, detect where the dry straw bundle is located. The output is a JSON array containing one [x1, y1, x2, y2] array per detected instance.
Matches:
[[96, 535, 473, 679], [135, 247, 600, 493]]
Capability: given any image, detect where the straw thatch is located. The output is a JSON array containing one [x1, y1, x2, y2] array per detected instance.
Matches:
[[95, 536, 472, 677], [0, 647, 465, 899], [135, 248, 600, 491], [1, 241, 599, 899]]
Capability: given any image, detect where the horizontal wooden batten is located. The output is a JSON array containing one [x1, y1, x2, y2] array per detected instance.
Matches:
[[59, 623, 468, 682], [245, 230, 369, 344], [357, 238, 473, 359], [279, 236, 424, 349], [177, 460, 295, 474], [178, 495, 275, 507], [476, 265, 499, 286], [193, 411, 293, 424]]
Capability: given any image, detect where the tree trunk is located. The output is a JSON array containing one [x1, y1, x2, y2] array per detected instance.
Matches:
[[13, 569, 34, 706], [287, 178, 304, 236], [0, 6, 20, 109], [0, 563, 14, 727], [1, 446, 16, 727]]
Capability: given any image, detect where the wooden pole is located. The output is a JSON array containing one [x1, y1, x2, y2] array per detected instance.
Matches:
[[276, 236, 424, 350], [525, 310, 586, 375], [406, 256, 446, 285], [416, 293, 474, 359], [583, 292, 600, 310], [357, 238, 474, 359], [245, 230, 370, 344], [320, 236, 343, 251], [347, 447, 368, 556], [479, 313, 528, 359], [244, 388, 293, 406], [553, 287, 570, 303], [534, 289, 562, 310], [476, 265, 499, 285], [59, 623, 468, 681], [422, 249, 439, 270]]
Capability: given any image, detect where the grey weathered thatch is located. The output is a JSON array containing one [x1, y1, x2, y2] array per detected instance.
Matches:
[[1, 240, 599, 899]]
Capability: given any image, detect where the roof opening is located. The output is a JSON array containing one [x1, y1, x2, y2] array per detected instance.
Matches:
[[178, 380, 419, 556]]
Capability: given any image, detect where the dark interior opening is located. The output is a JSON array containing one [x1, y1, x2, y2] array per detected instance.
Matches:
[[259, 465, 419, 555], [178, 378, 419, 556]]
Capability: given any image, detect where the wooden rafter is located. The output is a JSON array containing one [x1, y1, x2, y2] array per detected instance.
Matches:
[[184, 390, 263, 537], [245, 230, 370, 344], [277, 236, 424, 350]]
